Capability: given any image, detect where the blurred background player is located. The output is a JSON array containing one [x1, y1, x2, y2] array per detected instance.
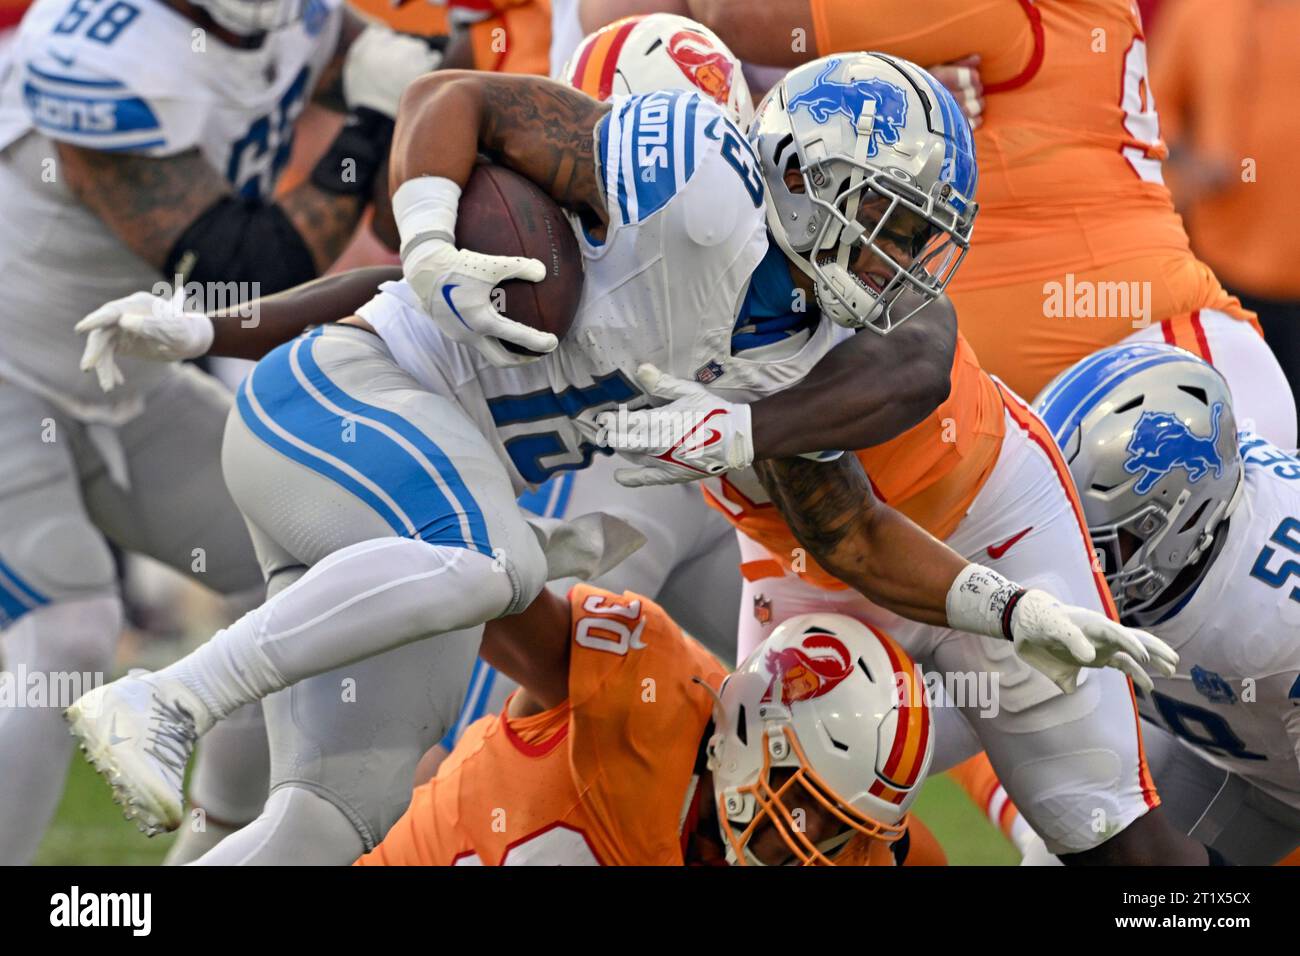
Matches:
[[1149, 0, 1300, 406], [358, 590, 939, 866], [605, 0, 1296, 449], [0, 0, 435, 865], [959, 344, 1300, 865]]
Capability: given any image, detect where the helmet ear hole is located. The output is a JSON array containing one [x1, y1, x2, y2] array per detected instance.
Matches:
[[1178, 498, 1212, 535]]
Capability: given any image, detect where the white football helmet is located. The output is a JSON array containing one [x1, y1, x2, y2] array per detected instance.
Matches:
[[707, 613, 933, 866], [193, 0, 301, 35], [1035, 344, 1245, 624], [560, 13, 753, 128], [750, 52, 978, 333]]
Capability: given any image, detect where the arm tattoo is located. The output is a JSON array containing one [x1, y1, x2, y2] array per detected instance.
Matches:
[[754, 455, 876, 569], [278, 184, 365, 274], [57, 144, 230, 271], [478, 77, 610, 222]]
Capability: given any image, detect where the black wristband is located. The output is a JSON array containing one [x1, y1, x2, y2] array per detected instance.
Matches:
[[1000, 587, 1028, 641], [309, 106, 395, 196]]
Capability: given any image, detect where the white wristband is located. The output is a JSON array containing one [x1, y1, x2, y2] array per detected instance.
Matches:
[[393, 176, 461, 259], [944, 563, 1026, 641]]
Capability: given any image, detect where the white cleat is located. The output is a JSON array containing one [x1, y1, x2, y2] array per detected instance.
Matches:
[[65, 669, 215, 836]]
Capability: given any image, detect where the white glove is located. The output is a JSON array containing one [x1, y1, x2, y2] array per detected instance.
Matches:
[[76, 289, 214, 392], [394, 177, 556, 368], [945, 564, 1179, 694], [343, 24, 443, 118], [591, 364, 754, 487]]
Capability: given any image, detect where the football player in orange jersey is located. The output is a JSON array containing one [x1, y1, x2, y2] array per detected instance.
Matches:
[[598, 53, 1216, 864], [357, 583, 940, 866], [675, 0, 1295, 450]]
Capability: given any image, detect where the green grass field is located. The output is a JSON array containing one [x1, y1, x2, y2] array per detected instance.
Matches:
[[35, 754, 1018, 865]]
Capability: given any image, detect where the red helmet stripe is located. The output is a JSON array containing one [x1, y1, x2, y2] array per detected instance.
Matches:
[[597, 18, 640, 100], [875, 628, 929, 791]]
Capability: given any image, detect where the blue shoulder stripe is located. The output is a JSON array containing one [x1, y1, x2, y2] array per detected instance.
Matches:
[[23, 78, 162, 139], [26, 63, 127, 89], [604, 91, 708, 225]]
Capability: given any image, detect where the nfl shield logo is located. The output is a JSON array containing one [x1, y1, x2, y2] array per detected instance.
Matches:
[[753, 595, 772, 625], [695, 360, 725, 384]]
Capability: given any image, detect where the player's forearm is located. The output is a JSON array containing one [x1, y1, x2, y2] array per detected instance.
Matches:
[[391, 71, 498, 196], [688, 0, 815, 66], [756, 454, 964, 627], [750, 299, 955, 459], [750, 359, 948, 458], [277, 184, 369, 275], [207, 266, 401, 359], [390, 72, 610, 218]]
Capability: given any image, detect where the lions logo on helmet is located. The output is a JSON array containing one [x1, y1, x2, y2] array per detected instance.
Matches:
[[786, 58, 909, 156], [1124, 403, 1227, 494], [1035, 344, 1245, 622]]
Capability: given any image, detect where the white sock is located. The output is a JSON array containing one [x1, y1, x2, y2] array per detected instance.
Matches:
[[156, 538, 515, 720]]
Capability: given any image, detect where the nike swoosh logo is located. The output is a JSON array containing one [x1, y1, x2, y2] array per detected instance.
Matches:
[[986, 526, 1034, 560], [440, 284, 472, 331], [680, 428, 723, 454], [50, 49, 76, 68], [108, 714, 131, 747], [665, 409, 727, 464], [703, 117, 721, 141]]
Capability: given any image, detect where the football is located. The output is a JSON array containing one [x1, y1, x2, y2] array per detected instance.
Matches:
[[454, 163, 585, 355]]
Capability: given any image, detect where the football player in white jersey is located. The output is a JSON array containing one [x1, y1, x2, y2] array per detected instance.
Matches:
[[1026, 344, 1300, 864], [68, 55, 1177, 865], [78, 17, 753, 863], [0, 0, 436, 863]]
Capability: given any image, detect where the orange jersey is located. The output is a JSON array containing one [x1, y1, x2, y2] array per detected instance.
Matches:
[[462, 0, 552, 76], [355, 585, 727, 865], [704, 334, 1005, 590], [348, 0, 450, 36], [349, 0, 551, 75], [1150, 0, 1300, 299], [810, 0, 1257, 399]]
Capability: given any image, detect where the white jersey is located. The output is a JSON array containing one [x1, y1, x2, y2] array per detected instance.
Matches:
[[1136, 433, 1300, 809], [361, 90, 850, 489], [547, 0, 582, 79], [0, 0, 341, 421]]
